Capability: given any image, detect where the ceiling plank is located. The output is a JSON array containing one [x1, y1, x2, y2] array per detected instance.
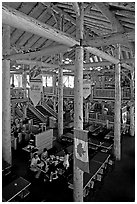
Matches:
[[94, 2, 124, 32], [42, 2, 76, 25], [2, 5, 78, 47]]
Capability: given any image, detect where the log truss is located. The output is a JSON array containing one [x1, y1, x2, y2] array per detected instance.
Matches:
[[2, 2, 135, 74]]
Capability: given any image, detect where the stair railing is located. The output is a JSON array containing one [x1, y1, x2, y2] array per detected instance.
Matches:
[[15, 106, 23, 118], [42, 101, 58, 119], [28, 103, 47, 123]]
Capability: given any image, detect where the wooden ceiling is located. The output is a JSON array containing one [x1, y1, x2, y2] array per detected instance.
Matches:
[[2, 2, 135, 75]]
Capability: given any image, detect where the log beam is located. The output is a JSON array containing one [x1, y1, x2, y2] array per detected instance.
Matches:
[[4, 45, 71, 60], [2, 5, 78, 47], [62, 58, 134, 70], [85, 47, 133, 70], [16, 60, 59, 69], [84, 31, 135, 48]]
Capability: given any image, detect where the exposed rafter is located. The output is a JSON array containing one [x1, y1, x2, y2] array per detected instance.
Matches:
[[94, 2, 124, 32], [2, 4, 133, 72], [72, 2, 80, 16], [42, 2, 76, 25]]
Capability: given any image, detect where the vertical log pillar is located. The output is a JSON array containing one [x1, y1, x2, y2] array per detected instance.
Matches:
[[85, 103, 89, 123], [130, 69, 135, 136], [2, 25, 12, 164], [22, 68, 27, 98], [23, 103, 27, 119], [114, 45, 121, 160], [73, 3, 84, 202], [53, 74, 57, 112], [58, 15, 64, 138], [12, 103, 15, 121], [11, 74, 14, 85], [58, 65, 63, 137]]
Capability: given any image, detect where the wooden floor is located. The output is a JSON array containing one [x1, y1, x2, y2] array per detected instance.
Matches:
[[3, 132, 135, 202]]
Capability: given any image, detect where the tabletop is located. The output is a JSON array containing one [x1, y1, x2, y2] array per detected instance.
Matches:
[[2, 177, 31, 202], [2, 160, 11, 171], [92, 152, 110, 164]]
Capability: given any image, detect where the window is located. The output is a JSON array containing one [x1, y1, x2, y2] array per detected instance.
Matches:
[[63, 76, 74, 88], [42, 75, 53, 87], [14, 74, 22, 87]]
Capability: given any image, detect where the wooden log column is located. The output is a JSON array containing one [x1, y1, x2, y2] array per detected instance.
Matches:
[[85, 103, 89, 123], [2, 24, 12, 164], [114, 45, 121, 160], [73, 3, 84, 202], [58, 65, 63, 137], [130, 69, 135, 136], [53, 74, 57, 112], [58, 15, 64, 138], [22, 68, 27, 98]]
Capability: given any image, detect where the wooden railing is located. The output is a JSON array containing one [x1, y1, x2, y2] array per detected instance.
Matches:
[[93, 88, 130, 99], [89, 112, 114, 122], [63, 87, 74, 96], [28, 103, 47, 123], [43, 86, 74, 97], [43, 86, 54, 95], [42, 102, 58, 119], [11, 88, 29, 99], [15, 106, 23, 118]]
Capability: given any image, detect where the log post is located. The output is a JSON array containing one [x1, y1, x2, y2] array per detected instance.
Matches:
[[58, 65, 63, 137], [53, 74, 57, 112], [2, 24, 12, 164], [22, 66, 27, 98], [114, 45, 121, 160], [11, 74, 14, 86], [58, 15, 64, 138], [73, 3, 84, 202], [130, 69, 135, 136], [85, 103, 89, 123]]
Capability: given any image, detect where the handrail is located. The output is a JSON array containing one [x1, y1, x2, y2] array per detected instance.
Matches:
[[93, 88, 131, 99], [28, 103, 47, 123], [89, 112, 114, 122], [15, 106, 23, 118], [11, 87, 29, 99], [42, 101, 58, 119]]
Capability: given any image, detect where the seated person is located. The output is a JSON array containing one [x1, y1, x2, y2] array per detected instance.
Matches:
[[30, 153, 43, 178], [47, 155, 58, 182], [41, 148, 48, 161], [63, 149, 69, 170]]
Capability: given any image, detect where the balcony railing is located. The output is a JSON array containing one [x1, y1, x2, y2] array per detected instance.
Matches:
[[93, 88, 130, 99], [11, 88, 29, 99], [89, 112, 114, 123], [43, 87, 54, 94]]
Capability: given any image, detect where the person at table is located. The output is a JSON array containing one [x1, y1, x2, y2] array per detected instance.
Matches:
[[41, 148, 48, 161], [47, 155, 58, 182], [30, 153, 43, 178], [63, 149, 69, 170]]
